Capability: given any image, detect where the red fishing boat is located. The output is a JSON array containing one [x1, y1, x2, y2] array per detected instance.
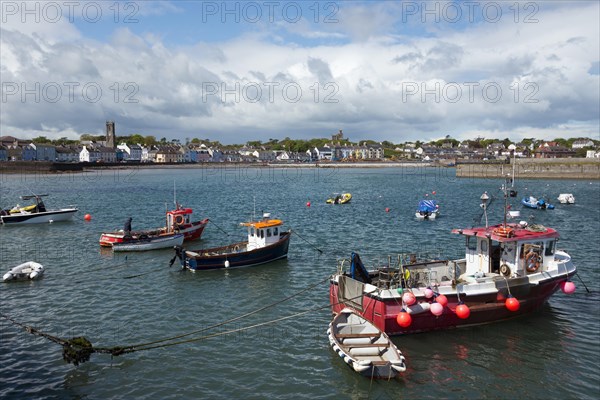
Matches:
[[99, 205, 208, 247], [329, 183, 577, 335]]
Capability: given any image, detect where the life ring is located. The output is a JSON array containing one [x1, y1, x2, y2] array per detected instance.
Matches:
[[499, 264, 511, 277], [525, 252, 540, 273], [175, 215, 185, 225], [494, 227, 515, 238]]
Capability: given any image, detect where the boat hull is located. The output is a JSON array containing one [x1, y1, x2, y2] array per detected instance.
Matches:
[[329, 268, 575, 335], [0, 208, 78, 224], [179, 232, 291, 271], [100, 219, 208, 247], [112, 234, 184, 252]]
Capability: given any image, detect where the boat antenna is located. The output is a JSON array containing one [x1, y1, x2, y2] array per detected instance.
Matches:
[[253, 195, 256, 221]]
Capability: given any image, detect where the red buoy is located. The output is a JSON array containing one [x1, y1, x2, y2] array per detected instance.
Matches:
[[505, 296, 520, 312], [456, 303, 470, 319], [432, 191, 436, 195], [385, 207, 390, 212], [84, 214, 92, 221], [436, 294, 448, 307], [306, 201, 311, 207], [396, 311, 412, 328]]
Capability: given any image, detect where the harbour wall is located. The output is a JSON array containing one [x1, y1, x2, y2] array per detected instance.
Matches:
[[456, 158, 600, 180]]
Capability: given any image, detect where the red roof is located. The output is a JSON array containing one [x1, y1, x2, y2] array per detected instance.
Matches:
[[451, 223, 559, 242], [166, 208, 193, 216]]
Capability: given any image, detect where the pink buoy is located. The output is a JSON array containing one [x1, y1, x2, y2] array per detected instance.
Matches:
[[505, 296, 520, 312], [424, 287, 434, 298], [456, 303, 470, 319], [402, 292, 416, 306], [430, 302, 443, 316], [396, 311, 412, 328], [385, 207, 390, 212], [436, 294, 448, 307], [562, 281, 576, 294]]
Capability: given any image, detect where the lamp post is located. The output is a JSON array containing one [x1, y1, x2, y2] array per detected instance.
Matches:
[[481, 191, 489, 228]]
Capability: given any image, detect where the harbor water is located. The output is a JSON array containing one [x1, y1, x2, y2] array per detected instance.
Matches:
[[1, 166, 599, 399]]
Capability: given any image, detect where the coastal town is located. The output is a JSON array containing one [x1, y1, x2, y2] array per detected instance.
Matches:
[[1, 122, 599, 165]]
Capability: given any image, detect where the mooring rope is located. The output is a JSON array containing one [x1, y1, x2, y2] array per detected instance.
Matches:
[[289, 227, 323, 254], [0, 274, 352, 365], [207, 219, 231, 237]]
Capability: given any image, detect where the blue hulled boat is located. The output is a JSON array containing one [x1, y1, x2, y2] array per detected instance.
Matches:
[[521, 196, 555, 210], [172, 213, 290, 271]]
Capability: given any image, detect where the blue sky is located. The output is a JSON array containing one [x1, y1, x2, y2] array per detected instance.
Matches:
[[1, 1, 599, 144]]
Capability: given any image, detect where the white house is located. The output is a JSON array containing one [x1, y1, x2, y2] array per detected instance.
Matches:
[[117, 143, 142, 161], [79, 146, 100, 162], [573, 139, 594, 149]]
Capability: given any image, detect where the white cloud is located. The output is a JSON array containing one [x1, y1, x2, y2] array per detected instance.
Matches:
[[0, 2, 598, 144]]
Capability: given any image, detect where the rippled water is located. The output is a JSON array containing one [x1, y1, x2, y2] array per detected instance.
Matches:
[[1, 166, 599, 399]]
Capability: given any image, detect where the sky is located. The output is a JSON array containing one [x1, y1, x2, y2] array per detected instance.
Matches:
[[1, 0, 599, 144]]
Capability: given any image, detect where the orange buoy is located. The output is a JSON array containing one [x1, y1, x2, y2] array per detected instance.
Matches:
[[456, 303, 470, 319], [396, 311, 412, 328], [84, 214, 92, 221], [436, 294, 448, 307], [505, 296, 520, 312]]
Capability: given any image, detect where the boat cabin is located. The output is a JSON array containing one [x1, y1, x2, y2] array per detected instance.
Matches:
[[241, 213, 283, 250], [452, 223, 560, 277], [166, 207, 193, 231]]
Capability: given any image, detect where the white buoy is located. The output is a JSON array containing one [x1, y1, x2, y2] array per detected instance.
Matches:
[[48, 219, 54, 223], [224, 260, 230, 268]]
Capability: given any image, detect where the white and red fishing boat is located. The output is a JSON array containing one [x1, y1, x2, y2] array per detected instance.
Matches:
[[99, 205, 208, 247], [330, 181, 577, 335]]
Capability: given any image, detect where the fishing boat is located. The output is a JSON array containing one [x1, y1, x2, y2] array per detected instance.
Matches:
[[172, 213, 290, 271], [557, 193, 575, 204], [112, 233, 184, 252], [327, 193, 352, 204], [3, 262, 44, 282], [329, 182, 577, 335], [415, 199, 439, 219], [521, 196, 555, 210], [0, 194, 77, 225], [327, 308, 406, 378], [100, 204, 208, 247]]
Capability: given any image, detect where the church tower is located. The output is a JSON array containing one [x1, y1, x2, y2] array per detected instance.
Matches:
[[106, 121, 116, 148]]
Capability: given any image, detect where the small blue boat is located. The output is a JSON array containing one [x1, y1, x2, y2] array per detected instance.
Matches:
[[415, 200, 439, 219], [172, 213, 290, 271], [521, 196, 555, 210]]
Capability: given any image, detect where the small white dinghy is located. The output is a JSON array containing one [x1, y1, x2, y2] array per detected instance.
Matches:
[[327, 308, 406, 379], [557, 193, 575, 204], [3, 261, 44, 282]]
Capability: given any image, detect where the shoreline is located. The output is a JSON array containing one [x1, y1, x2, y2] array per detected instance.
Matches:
[[1, 159, 599, 179]]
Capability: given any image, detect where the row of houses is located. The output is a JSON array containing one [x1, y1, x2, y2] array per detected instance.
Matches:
[[0, 136, 385, 163]]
